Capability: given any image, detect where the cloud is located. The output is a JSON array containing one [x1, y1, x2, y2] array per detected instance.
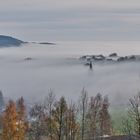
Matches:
[[1, 0, 140, 11], [0, 0, 140, 41]]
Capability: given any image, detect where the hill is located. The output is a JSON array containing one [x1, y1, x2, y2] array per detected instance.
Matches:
[[0, 35, 25, 47]]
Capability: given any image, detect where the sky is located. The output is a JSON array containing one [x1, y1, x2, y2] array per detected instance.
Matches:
[[0, 0, 140, 41]]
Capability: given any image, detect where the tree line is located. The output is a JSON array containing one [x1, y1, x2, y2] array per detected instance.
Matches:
[[0, 89, 140, 140]]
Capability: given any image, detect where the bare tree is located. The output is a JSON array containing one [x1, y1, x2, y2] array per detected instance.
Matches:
[[29, 103, 47, 140], [99, 96, 111, 136], [44, 90, 55, 140], [86, 93, 102, 139], [65, 102, 79, 140], [80, 88, 88, 140]]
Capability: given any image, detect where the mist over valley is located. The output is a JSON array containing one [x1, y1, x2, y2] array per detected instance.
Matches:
[[0, 40, 139, 108]]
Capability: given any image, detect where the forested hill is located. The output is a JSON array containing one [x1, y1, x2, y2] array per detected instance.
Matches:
[[0, 35, 25, 47], [0, 35, 55, 47]]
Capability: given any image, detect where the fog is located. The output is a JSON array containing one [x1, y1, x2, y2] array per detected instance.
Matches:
[[0, 41, 140, 107]]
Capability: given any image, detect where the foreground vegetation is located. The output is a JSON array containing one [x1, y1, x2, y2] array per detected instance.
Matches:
[[0, 89, 140, 140]]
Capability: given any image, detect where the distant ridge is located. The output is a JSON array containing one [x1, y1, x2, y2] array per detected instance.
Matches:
[[0, 35, 55, 47], [31, 41, 56, 45], [38, 42, 55, 45], [0, 35, 25, 47]]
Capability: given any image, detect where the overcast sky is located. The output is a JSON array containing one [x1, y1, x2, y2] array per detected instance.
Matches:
[[0, 0, 140, 41]]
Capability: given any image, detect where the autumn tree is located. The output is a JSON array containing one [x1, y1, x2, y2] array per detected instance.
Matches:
[[16, 97, 27, 140], [2, 100, 18, 140], [53, 96, 67, 140], [66, 102, 80, 140]]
